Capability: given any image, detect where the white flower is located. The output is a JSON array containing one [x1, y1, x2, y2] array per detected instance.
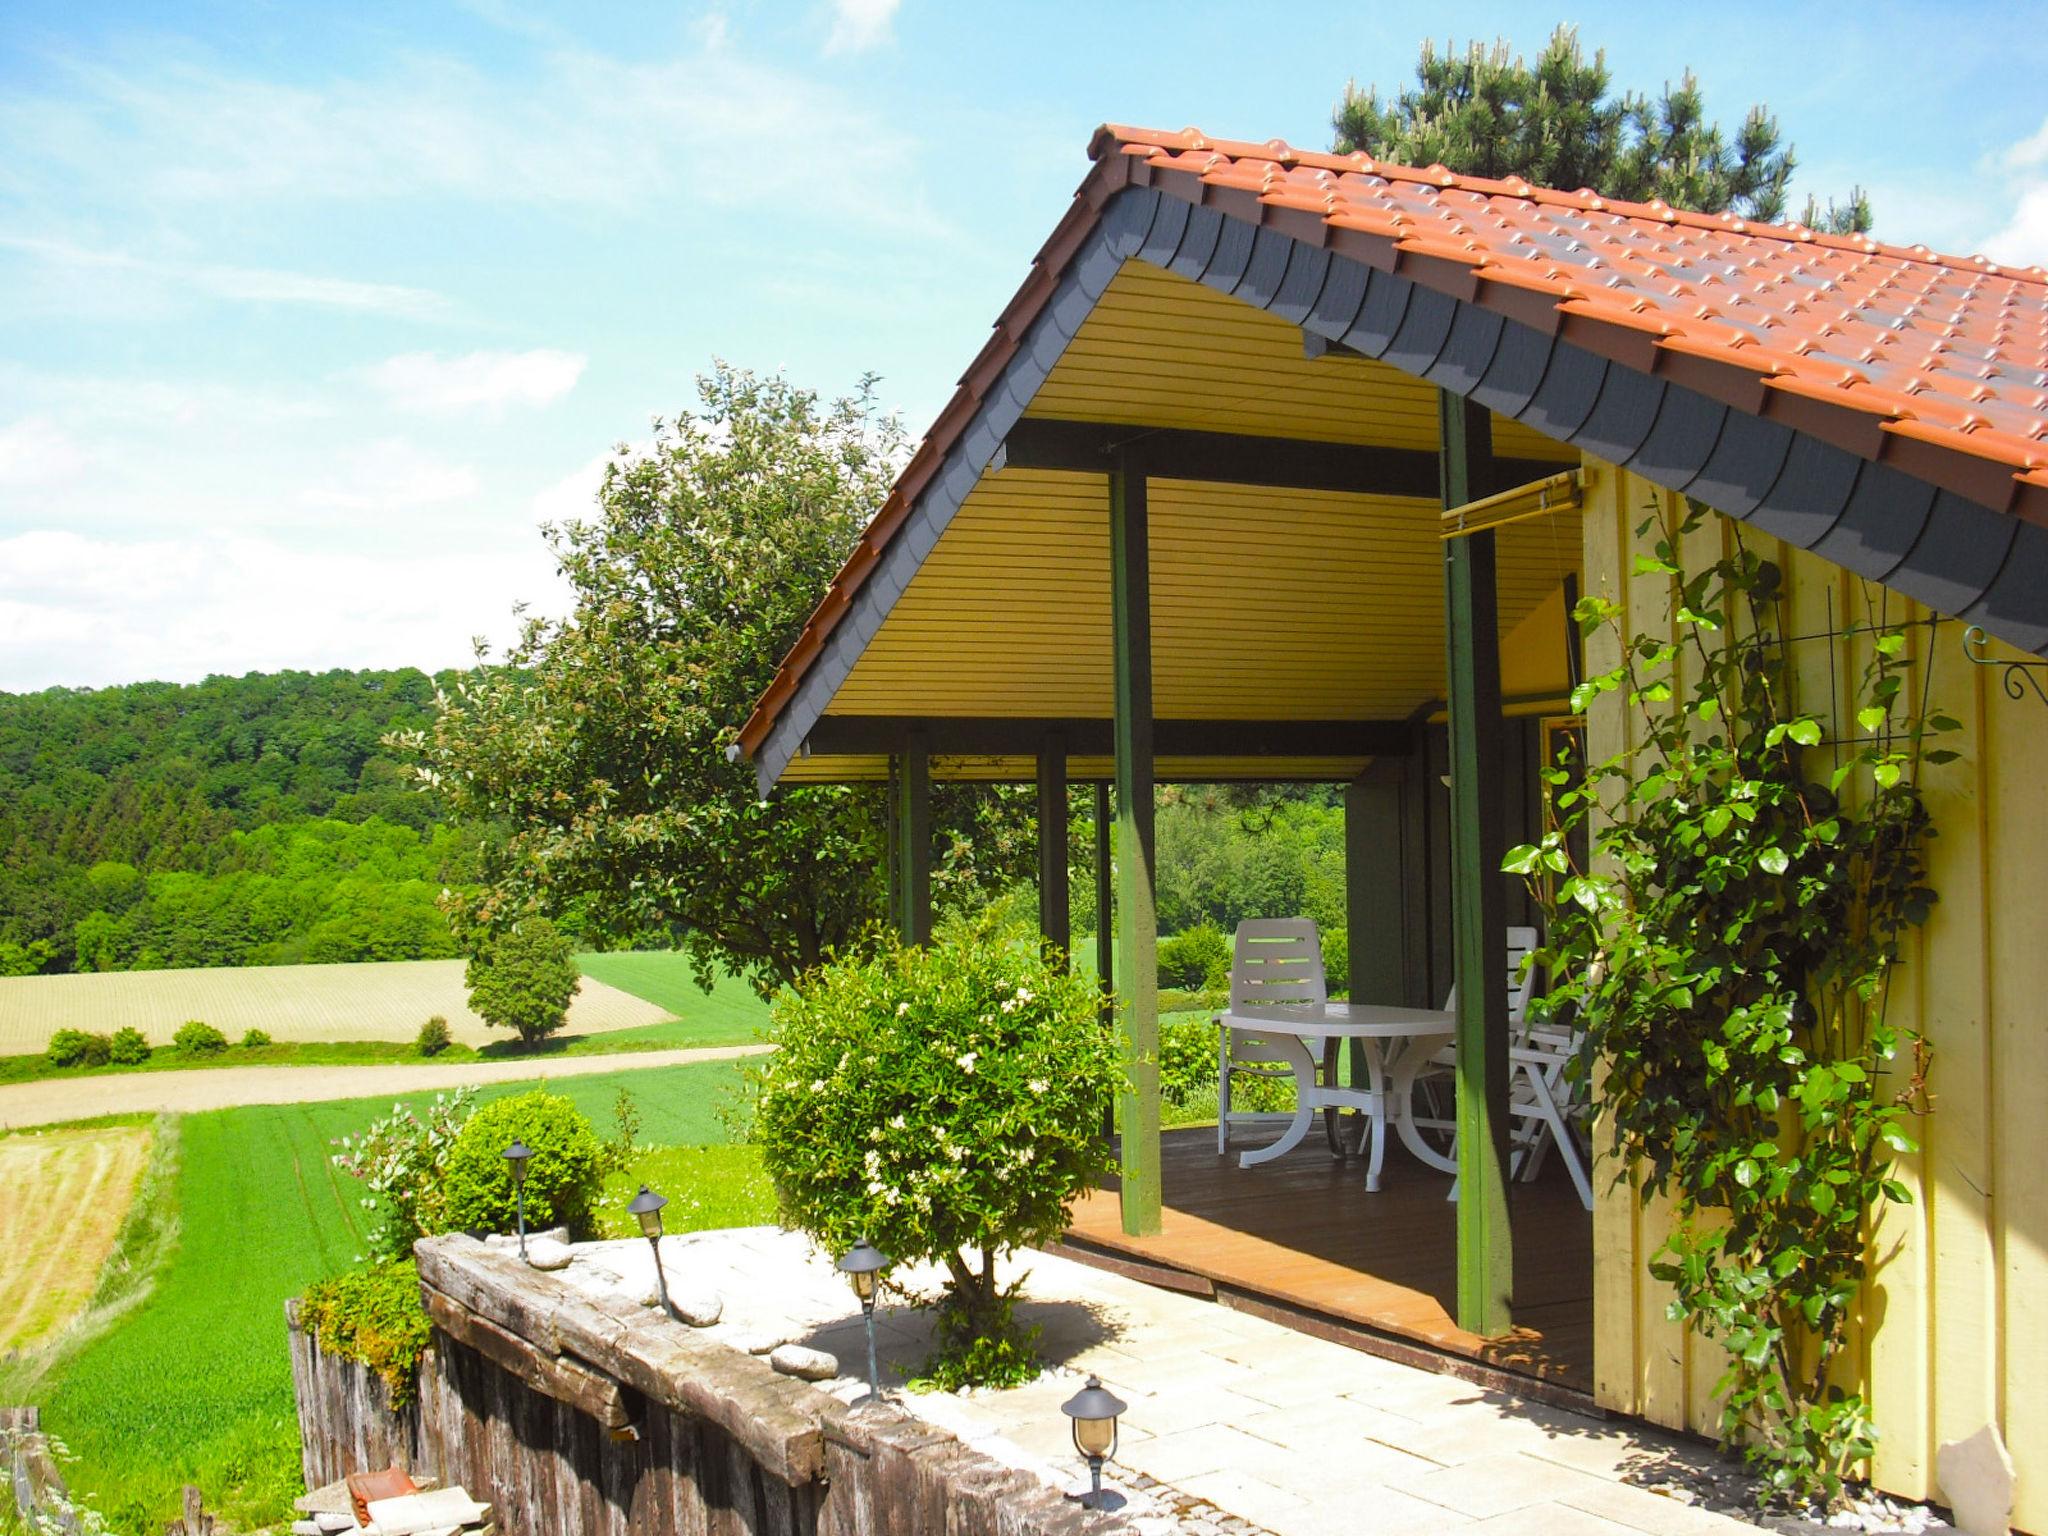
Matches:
[[1027, 1078, 1049, 1095], [1000, 997, 1020, 1013], [1015, 987, 1034, 1003], [810, 1078, 827, 1093], [956, 1051, 979, 1073], [897, 1001, 910, 1016], [1018, 1146, 1036, 1164]]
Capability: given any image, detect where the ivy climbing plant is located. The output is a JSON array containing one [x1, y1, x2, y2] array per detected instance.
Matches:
[[1506, 498, 1951, 1507]]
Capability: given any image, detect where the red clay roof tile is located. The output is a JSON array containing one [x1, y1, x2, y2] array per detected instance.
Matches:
[[733, 124, 2048, 760]]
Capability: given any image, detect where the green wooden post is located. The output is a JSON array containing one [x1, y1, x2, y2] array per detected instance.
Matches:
[[1109, 461, 1161, 1237], [1036, 734, 1070, 968], [1344, 762, 1409, 1088], [894, 734, 932, 945], [1441, 387, 1515, 1337], [1094, 778, 1115, 1142]]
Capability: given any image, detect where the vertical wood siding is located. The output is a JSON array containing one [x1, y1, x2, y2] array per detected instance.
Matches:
[[1581, 460, 2044, 1532]]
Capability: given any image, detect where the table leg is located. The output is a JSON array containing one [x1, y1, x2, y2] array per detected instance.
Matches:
[[1389, 1044, 1459, 1176], [1360, 1041, 1389, 1192], [1235, 1034, 1320, 1170]]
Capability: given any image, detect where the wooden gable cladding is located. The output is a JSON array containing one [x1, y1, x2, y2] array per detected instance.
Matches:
[[822, 467, 1580, 733], [1026, 261, 1579, 464]]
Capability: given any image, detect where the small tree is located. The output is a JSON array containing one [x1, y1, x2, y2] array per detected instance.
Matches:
[[1333, 27, 1871, 232], [753, 919, 1121, 1388], [465, 918, 581, 1046]]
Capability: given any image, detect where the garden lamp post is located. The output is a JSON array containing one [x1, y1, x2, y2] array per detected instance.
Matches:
[[1060, 1375, 1126, 1510], [502, 1140, 534, 1260], [835, 1237, 891, 1404], [628, 1184, 672, 1317]]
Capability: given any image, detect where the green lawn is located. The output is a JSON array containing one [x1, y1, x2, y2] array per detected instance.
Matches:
[[575, 950, 775, 1041], [5, 1058, 759, 1534]]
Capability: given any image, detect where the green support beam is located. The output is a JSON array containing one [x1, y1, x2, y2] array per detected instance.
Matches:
[[1441, 388, 1515, 1337], [1344, 762, 1410, 1088], [1094, 779, 1115, 1142], [1036, 735, 1070, 968], [1109, 460, 1161, 1237], [893, 734, 932, 945]]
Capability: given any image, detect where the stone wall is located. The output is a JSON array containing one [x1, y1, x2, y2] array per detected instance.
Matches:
[[289, 1235, 1122, 1536]]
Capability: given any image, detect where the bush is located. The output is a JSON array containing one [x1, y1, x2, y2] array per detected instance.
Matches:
[[46, 1028, 113, 1068], [240, 1028, 273, 1049], [442, 1089, 605, 1238], [415, 1015, 453, 1057], [108, 1025, 151, 1065], [331, 1089, 477, 1262], [172, 1020, 227, 1057], [464, 919, 581, 1046], [1158, 1016, 1217, 1108], [298, 1260, 433, 1409], [754, 919, 1121, 1388], [1157, 920, 1231, 991]]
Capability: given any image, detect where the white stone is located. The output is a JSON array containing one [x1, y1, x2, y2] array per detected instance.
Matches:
[[524, 1237, 573, 1271], [768, 1344, 839, 1381], [488, 1226, 568, 1250], [720, 1331, 789, 1356], [669, 1287, 723, 1327], [1936, 1423, 2016, 1536]]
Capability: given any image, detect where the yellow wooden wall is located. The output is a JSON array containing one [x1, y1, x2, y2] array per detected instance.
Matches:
[[1581, 459, 2045, 1532]]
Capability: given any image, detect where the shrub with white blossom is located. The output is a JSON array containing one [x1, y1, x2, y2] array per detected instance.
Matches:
[[331, 1088, 478, 1262], [753, 920, 1121, 1388]]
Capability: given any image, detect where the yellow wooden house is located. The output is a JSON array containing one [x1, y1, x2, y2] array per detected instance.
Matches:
[[738, 126, 2046, 1530]]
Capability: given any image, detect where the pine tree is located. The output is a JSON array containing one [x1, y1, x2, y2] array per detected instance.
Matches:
[[1333, 27, 1872, 234]]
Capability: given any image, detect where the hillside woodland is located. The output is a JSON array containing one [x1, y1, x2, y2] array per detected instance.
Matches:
[[0, 669, 480, 974]]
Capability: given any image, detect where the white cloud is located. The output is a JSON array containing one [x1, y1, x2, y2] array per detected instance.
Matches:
[[303, 439, 480, 512], [0, 234, 447, 319], [1982, 116, 2048, 268], [0, 36, 951, 241], [0, 527, 565, 690], [364, 349, 586, 413], [825, 0, 901, 54], [0, 416, 88, 486], [529, 449, 615, 527]]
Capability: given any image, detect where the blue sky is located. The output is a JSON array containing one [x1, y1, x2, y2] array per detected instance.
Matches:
[[3, 1, 2045, 691]]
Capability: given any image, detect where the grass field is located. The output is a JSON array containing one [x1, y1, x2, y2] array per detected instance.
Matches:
[[1, 1058, 759, 1534], [0, 1124, 152, 1353], [0, 957, 671, 1054], [0, 952, 771, 1086]]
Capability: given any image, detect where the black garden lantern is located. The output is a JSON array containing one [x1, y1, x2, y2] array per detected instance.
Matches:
[[835, 1237, 891, 1404], [1060, 1374, 1127, 1510], [628, 1184, 672, 1317], [501, 1140, 534, 1260]]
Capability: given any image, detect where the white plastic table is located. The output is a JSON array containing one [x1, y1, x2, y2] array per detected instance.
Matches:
[[1220, 1002, 1459, 1192]]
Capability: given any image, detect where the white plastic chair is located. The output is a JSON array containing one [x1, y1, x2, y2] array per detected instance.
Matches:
[[1215, 918, 1326, 1154], [1418, 926, 1595, 1211]]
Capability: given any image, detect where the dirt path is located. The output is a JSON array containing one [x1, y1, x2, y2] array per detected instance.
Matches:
[[0, 1044, 774, 1131]]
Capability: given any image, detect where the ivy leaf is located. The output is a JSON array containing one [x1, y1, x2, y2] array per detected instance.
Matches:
[[1873, 762, 1902, 790], [1502, 844, 1542, 875], [1734, 1157, 1761, 1189], [1808, 1183, 1837, 1216], [1787, 719, 1823, 748], [1856, 705, 1887, 733], [1757, 847, 1789, 876]]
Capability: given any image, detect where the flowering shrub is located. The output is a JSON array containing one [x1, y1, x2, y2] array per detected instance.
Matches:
[[753, 920, 1121, 1388], [442, 1089, 605, 1237], [331, 1089, 478, 1262]]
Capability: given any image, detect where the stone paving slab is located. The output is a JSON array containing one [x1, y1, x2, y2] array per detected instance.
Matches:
[[540, 1227, 1771, 1536]]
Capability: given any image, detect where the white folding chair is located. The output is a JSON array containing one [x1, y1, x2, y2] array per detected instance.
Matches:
[[1215, 918, 1326, 1154], [1411, 925, 1540, 1131]]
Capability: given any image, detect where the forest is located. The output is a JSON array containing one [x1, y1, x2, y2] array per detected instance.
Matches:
[[0, 670, 478, 974], [0, 667, 1350, 980]]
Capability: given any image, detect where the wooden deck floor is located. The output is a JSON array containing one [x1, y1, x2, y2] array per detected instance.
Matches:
[[1063, 1125, 1593, 1392]]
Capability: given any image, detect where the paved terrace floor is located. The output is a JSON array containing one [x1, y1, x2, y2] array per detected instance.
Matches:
[[554, 1228, 1771, 1536]]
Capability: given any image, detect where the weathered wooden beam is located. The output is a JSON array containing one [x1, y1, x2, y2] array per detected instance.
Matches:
[[894, 734, 932, 945], [1440, 387, 1515, 1338], [804, 715, 1413, 759], [1001, 417, 1561, 500], [1110, 458, 1161, 1237], [1035, 735, 1069, 968], [421, 1285, 636, 1432]]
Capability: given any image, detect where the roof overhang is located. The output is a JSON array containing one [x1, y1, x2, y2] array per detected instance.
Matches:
[[739, 129, 2048, 793]]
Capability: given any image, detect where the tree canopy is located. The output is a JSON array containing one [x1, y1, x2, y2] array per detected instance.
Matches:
[[399, 363, 1036, 994], [0, 669, 476, 974], [1333, 27, 1871, 233]]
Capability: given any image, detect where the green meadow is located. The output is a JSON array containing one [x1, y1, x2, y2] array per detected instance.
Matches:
[[2, 1057, 765, 1533]]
